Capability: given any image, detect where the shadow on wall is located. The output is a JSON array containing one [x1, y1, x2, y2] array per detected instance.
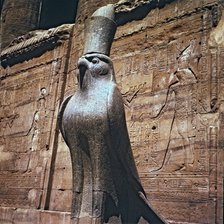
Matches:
[[0, 0, 78, 49], [39, 0, 79, 29], [0, 0, 4, 13], [115, 0, 176, 25]]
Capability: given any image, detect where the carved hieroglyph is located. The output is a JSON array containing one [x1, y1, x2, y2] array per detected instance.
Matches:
[[111, 3, 223, 223]]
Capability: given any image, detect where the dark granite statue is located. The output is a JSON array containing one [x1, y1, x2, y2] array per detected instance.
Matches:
[[58, 4, 167, 224]]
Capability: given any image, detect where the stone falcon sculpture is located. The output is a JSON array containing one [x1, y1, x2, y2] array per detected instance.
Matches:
[[58, 4, 167, 224]]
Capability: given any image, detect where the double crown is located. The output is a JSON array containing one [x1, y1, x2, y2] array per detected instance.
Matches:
[[83, 4, 117, 56]]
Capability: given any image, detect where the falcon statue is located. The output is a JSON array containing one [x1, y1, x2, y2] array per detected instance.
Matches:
[[58, 4, 167, 224]]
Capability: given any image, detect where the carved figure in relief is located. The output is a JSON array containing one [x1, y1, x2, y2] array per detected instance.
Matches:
[[58, 4, 167, 224], [152, 66, 197, 172]]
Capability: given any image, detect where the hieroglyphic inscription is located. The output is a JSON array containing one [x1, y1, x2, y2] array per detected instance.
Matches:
[[122, 29, 212, 174], [208, 126, 218, 198], [194, 129, 208, 173], [0, 171, 43, 207], [210, 50, 218, 111], [141, 175, 209, 201], [113, 10, 222, 223], [218, 48, 224, 80]]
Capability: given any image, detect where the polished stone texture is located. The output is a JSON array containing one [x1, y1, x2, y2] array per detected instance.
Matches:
[[58, 5, 167, 223]]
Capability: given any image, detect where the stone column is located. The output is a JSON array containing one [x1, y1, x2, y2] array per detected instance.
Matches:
[[1, 0, 41, 49]]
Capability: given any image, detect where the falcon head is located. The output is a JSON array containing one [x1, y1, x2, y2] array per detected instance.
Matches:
[[77, 53, 115, 90]]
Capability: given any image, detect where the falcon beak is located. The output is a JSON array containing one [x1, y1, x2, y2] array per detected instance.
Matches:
[[78, 65, 86, 89], [77, 57, 88, 89]]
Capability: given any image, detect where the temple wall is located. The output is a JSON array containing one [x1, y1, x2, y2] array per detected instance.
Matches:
[[0, 0, 223, 223]]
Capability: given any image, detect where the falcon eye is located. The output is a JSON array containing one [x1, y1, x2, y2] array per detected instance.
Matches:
[[92, 57, 99, 64]]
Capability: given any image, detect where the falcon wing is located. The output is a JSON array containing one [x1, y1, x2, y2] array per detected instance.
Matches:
[[107, 84, 145, 194], [57, 95, 73, 145], [107, 84, 167, 224]]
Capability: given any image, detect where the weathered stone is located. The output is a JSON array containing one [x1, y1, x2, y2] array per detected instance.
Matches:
[[48, 189, 72, 211], [13, 208, 40, 224], [0, 207, 16, 224], [1, 0, 41, 49], [0, 0, 223, 223]]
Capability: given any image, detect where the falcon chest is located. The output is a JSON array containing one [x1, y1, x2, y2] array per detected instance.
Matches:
[[63, 84, 111, 135]]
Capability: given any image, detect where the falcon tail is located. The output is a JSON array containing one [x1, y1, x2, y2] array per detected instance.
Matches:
[[139, 192, 168, 224], [112, 177, 168, 224], [118, 189, 168, 224]]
